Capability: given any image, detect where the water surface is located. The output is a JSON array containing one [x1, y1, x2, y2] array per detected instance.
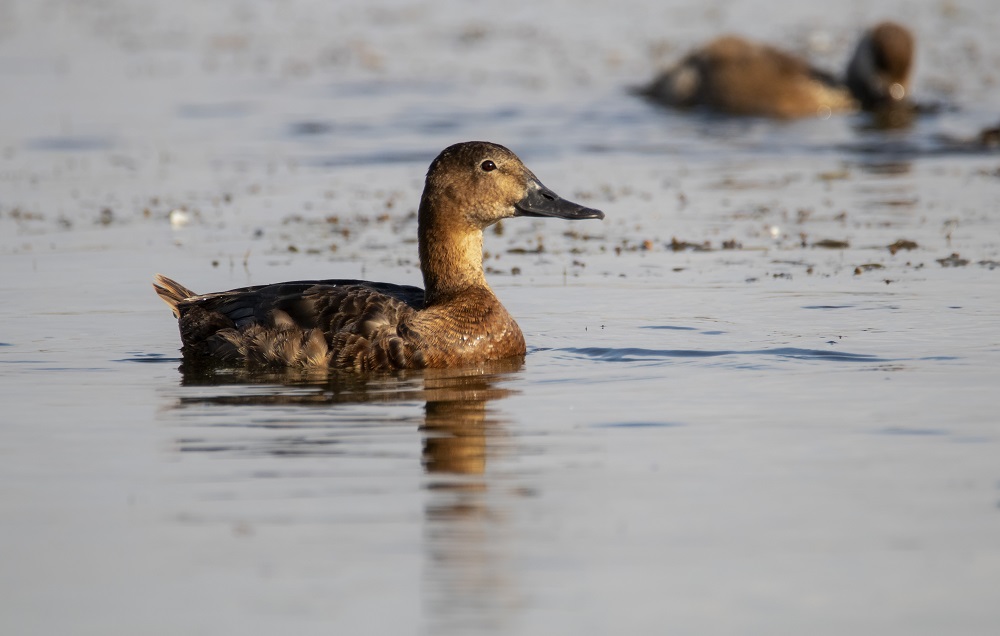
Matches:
[[2, 0, 999, 634]]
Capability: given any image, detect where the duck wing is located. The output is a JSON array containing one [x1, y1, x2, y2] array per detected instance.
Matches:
[[165, 278, 426, 369], [183, 279, 425, 328]]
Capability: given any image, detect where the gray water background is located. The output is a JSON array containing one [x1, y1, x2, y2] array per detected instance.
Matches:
[[2, 0, 999, 634]]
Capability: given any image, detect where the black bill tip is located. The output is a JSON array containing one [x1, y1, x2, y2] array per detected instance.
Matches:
[[514, 180, 605, 220]]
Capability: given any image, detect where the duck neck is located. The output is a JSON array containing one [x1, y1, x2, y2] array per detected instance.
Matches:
[[418, 197, 492, 306]]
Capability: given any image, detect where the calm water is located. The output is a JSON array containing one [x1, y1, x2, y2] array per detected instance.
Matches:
[[2, 0, 999, 634]]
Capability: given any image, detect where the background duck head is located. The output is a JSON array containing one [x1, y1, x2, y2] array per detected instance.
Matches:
[[845, 21, 915, 111]]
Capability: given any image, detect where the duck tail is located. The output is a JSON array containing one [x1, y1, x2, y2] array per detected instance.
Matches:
[[153, 274, 197, 318]]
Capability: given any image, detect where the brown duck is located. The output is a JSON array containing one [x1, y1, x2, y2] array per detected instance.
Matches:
[[639, 21, 914, 118], [154, 141, 604, 371]]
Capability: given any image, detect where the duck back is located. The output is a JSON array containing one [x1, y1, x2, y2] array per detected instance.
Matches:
[[155, 276, 428, 370], [641, 35, 856, 118]]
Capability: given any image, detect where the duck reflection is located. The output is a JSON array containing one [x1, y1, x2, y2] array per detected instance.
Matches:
[[171, 357, 524, 632], [419, 365, 525, 634], [422, 399, 490, 476]]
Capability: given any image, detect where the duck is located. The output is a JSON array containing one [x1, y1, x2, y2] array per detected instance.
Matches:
[[638, 21, 914, 119], [154, 141, 605, 372]]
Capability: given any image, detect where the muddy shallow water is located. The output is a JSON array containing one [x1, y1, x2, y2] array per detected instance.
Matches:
[[2, 0, 1000, 634]]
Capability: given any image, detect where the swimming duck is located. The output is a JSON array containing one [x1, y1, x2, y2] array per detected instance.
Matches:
[[154, 141, 604, 371], [638, 21, 914, 118]]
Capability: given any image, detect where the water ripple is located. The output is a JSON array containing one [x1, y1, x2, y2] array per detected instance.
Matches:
[[592, 421, 684, 429], [557, 346, 888, 364], [117, 353, 182, 364]]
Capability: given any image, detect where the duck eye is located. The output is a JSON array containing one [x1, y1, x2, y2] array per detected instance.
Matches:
[[480, 160, 497, 172]]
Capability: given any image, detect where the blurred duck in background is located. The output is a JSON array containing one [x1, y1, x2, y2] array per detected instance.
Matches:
[[638, 21, 914, 120]]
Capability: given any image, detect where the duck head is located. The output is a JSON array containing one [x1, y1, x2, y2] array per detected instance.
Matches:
[[417, 141, 604, 301], [846, 21, 915, 110], [420, 141, 604, 231]]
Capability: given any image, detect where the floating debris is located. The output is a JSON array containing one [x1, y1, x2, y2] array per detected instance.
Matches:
[[813, 239, 850, 249], [854, 263, 885, 274], [507, 245, 544, 255], [169, 208, 191, 228], [817, 168, 850, 181], [936, 253, 969, 267], [563, 229, 603, 241], [668, 237, 711, 251], [8, 207, 45, 222], [874, 198, 919, 208], [888, 239, 918, 254]]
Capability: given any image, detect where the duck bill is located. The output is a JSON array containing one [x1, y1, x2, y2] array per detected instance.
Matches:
[[514, 179, 605, 220]]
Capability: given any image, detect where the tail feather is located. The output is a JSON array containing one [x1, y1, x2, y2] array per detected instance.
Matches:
[[153, 274, 197, 318]]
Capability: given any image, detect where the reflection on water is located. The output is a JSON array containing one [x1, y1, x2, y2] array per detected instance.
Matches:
[[168, 358, 523, 632], [420, 366, 522, 635]]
